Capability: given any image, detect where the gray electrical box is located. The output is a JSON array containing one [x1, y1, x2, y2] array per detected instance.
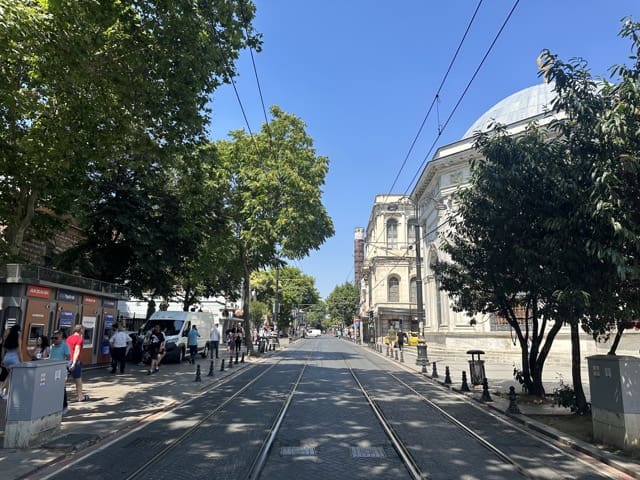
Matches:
[[4, 359, 67, 448], [587, 355, 640, 453]]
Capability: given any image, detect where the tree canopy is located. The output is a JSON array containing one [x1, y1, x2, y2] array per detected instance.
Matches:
[[325, 282, 359, 327], [0, 0, 259, 260], [216, 106, 334, 347], [251, 266, 320, 332]]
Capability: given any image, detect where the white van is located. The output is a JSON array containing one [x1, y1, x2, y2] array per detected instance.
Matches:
[[307, 328, 322, 338], [139, 311, 216, 362]]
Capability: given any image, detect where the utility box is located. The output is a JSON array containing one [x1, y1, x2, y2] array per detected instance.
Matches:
[[587, 355, 640, 453], [4, 359, 67, 448]]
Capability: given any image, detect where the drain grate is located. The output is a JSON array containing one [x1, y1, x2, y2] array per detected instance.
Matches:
[[280, 446, 317, 456], [351, 446, 386, 458]]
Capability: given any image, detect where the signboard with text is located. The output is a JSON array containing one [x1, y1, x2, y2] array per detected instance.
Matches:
[[27, 285, 51, 299]]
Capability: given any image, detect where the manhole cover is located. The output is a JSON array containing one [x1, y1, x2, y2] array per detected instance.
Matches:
[[280, 446, 316, 456], [351, 446, 386, 458]]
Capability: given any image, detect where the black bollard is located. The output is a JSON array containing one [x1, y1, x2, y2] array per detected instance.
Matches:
[[480, 378, 492, 402], [228, 353, 233, 367], [432, 362, 439, 378], [235, 351, 239, 364], [444, 366, 452, 384], [194, 364, 202, 382], [460, 371, 470, 392], [207, 360, 214, 377], [220, 359, 225, 372], [507, 386, 521, 414], [394, 349, 399, 361], [400, 350, 404, 363], [386, 345, 390, 357], [241, 352, 245, 363]]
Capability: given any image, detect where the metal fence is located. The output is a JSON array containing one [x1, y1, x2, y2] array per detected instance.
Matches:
[[0, 263, 128, 297]]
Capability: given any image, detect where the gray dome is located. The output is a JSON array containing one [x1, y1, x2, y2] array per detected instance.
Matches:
[[462, 83, 556, 139]]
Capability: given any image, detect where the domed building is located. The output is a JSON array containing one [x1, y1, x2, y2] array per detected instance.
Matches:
[[409, 82, 558, 342], [360, 82, 583, 357]]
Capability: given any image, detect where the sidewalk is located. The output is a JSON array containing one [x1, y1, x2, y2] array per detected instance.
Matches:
[[0, 351, 262, 480]]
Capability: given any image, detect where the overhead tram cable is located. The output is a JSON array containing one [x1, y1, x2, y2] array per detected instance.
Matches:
[[385, 0, 485, 196], [403, 0, 521, 194], [368, 0, 488, 259]]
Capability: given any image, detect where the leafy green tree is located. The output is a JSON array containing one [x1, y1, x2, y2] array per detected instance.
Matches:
[[250, 300, 269, 327], [435, 125, 584, 397], [530, 20, 640, 409], [51, 145, 242, 307], [0, 0, 259, 260], [251, 266, 320, 332], [305, 301, 327, 329], [326, 283, 359, 327], [216, 106, 334, 349]]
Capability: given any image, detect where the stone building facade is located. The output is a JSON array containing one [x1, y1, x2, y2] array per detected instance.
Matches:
[[359, 83, 639, 358]]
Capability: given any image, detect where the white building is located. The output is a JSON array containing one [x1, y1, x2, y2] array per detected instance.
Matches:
[[361, 82, 639, 357]]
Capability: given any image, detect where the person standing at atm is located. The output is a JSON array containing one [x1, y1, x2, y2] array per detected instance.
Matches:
[[67, 325, 89, 401]]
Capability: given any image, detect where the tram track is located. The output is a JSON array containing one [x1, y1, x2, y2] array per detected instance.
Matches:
[[29, 338, 631, 480], [39, 343, 321, 480], [354, 346, 630, 480], [123, 360, 284, 480]]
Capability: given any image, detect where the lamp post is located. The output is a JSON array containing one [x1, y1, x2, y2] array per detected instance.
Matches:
[[414, 220, 425, 337]]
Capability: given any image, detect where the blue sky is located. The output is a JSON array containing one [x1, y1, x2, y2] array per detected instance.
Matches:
[[207, 0, 640, 299]]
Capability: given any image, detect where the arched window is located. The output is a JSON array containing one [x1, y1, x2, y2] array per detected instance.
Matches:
[[386, 219, 398, 248], [409, 277, 417, 304], [388, 276, 400, 302]]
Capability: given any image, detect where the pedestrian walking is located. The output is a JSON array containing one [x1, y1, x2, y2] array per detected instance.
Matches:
[[1, 324, 22, 400], [187, 324, 200, 364], [109, 324, 131, 374], [49, 330, 71, 413], [66, 325, 89, 402], [397, 329, 404, 351], [235, 330, 243, 352], [148, 325, 165, 374], [210, 322, 221, 359]]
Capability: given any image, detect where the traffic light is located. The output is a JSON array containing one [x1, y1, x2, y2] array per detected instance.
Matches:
[[368, 310, 374, 321]]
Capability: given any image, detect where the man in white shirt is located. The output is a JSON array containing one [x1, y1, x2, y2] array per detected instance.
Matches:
[[110, 324, 132, 374], [210, 322, 221, 359]]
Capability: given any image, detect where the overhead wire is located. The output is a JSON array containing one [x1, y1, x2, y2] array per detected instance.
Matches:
[[361, 1, 520, 295], [385, 0, 485, 195], [366, 0, 487, 281], [403, 0, 521, 195]]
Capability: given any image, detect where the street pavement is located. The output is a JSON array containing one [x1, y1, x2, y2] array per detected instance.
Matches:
[[0, 338, 638, 480]]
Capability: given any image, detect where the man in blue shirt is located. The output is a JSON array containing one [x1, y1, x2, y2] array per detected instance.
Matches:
[[49, 330, 71, 413], [187, 325, 200, 364]]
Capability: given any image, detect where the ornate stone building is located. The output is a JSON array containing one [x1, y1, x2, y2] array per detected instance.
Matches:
[[359, 194, 420, 342]]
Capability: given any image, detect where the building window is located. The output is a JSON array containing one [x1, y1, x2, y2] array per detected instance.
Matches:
[[409, 277, 417, 304], [388, 276, 400, 302], [386, 219, 398, 248]]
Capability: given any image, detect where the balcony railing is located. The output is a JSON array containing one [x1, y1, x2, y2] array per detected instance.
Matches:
[[0, 264, 128, 298]]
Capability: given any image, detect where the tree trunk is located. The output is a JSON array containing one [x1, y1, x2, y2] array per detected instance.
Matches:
[[242, 254, 254, 354], [570, 321, 590, 414], [607, 324, 625, 355], [6, 189, 39, 257]]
